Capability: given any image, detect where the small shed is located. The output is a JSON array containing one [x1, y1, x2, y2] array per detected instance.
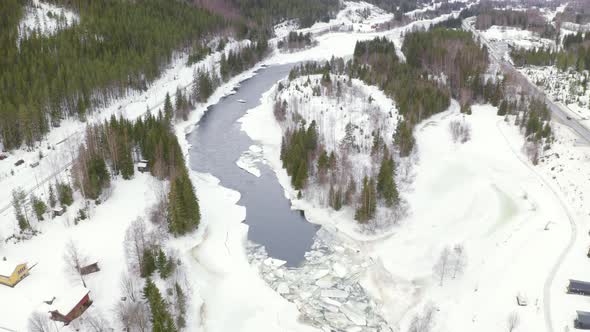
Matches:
[[568, 279, 590, 296], [79, 262, 100, 276], [52, 206, 65, 217], [575, 311, 590, 329], [49, 286, 92, 325], [137, 160, 149, 173]]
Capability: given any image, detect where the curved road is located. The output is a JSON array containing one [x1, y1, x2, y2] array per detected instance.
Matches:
[[495, 120, 577, 332], [462, 17, 582, 332]]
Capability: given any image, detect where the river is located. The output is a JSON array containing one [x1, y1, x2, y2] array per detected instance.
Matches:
[[188, 64, 319, 267]]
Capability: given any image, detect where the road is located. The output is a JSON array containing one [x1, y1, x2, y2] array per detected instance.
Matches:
[[462, 18, 581, 332], [462, 18, 590, 144]]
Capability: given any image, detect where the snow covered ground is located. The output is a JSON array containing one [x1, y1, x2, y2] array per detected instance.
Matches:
[[241, 84, 583, 331], [519, 66, 590, 114], [5, 1, 590, 332], [0, 173, 159, 330]]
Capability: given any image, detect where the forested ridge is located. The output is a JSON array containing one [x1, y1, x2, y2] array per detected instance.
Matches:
[[230, 0, 340, 28], [511, 32, 590, 72], [0, 0, 230, 151]]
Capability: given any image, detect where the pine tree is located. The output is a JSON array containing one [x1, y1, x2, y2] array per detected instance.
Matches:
[[377, 147, 399, 207], [167, 171, 200, 236], [143, 278, 177, 332], [355, 176, 377, 223], [57, 182, 74, 206], [48, 184, 56, 208], [164, 93, 174, 124], [31, 194, 47, 221], [12, 188, 29, 231], [175, 282, 187, 329], [141, 248, 157, 278]]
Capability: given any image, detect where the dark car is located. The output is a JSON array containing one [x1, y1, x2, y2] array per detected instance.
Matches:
[[0, 154, 7, 160], [14, 159, 24, 166]]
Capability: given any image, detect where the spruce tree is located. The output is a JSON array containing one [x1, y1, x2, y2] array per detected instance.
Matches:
[[31, 194, 47, 221], [355, 176, 377, 223], [377, 148, 399, 207], [48, 184, 56, 208], [143, 278, 177, 332], [164, 93, 174, 123], [141, 248, 157, 278], [57, 182, 73, 206]]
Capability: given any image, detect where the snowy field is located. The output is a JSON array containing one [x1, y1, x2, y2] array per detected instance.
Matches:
[[239, 68, 586, 330]]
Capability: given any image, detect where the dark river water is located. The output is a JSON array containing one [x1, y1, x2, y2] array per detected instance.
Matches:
[[188, 64, 319, 267]]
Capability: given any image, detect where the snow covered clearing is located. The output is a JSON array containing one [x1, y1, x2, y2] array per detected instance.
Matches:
[[367, 104, 573, 332], [240, 79, 582, 332], [520, 66, 590, 111], [539, 121, 590, 332], [0, 173, 159, 331], [482, 25, 556, 51], [297, 1, 394, 36], [18, 0, 79, 42]]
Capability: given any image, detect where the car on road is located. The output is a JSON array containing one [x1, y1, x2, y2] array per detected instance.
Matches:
[[14, 159, 24, 166], [0, 154, 7, 160], [567, 116, 572, 120]]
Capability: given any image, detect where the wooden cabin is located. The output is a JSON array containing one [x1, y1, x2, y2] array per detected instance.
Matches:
[[79, 262, 100, 276], [0, 258, 30, 287], [576, 311, 590, 329], [52, 206, 65, 217], [137, 160, 149, 173], [49, 286, 92, 325], [568, 279, 590, 296]]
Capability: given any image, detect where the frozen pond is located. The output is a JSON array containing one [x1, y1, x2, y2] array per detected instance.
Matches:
[[188, 64, 319, 266]]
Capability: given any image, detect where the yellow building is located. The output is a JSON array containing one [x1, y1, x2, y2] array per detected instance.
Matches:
[[0, 259, 29, 287]]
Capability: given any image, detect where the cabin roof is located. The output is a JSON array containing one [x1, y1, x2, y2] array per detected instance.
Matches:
[[137, 161, 148, 168], [51, 286, 90, 316], [0, 259, 23, 277], [578, 311, 590, 325], [570, 279, 590, 292]]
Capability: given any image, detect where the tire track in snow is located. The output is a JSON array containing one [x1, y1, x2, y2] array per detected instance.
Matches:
[[495, 120, 577, 332]]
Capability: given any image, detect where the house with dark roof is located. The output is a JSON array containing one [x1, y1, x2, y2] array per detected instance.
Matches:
[[575, 311, 590, 329], [567, 279, 590, 296]]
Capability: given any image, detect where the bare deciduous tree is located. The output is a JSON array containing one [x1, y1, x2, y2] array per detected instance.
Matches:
[[28, 312, 58, 332], [115, 301, 150, 332], [507, 311, 520, 332], [452, 244, 467, 279], [64, 239, 88, 287], [433, 246, 451, 286], [83, 312, 111, 332], [120, 273, 139, 302], [449, 119, 472, 144], [124, 218, 149, 275], [408, 303, 437, 332]]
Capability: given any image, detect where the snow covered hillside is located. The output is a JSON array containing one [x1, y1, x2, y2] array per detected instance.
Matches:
[[18, 0, 78, 42]]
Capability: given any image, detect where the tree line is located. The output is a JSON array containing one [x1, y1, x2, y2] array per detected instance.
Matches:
[[0, 0, 229, 150], [71, 111, 200, 236], [511, 32, 590, 73], [278, 31, 313, 50]]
